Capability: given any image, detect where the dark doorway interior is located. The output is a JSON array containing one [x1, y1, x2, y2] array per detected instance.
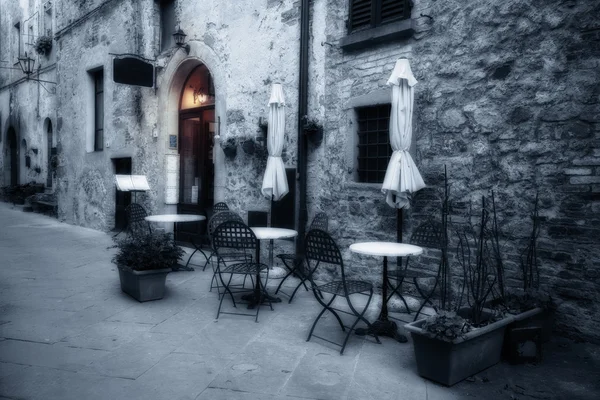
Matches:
[[112, 157, 132, 231], [7, 128, 18, 186], [271, 168, 296, 230], [46, 121, 53, 188], [176, 107, 215, 244]]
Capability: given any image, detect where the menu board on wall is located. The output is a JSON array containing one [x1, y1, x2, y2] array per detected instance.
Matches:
[[165, 154, 179, 205]]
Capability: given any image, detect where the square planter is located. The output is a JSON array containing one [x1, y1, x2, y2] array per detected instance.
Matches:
[[509, 307, 554, 343], [404, 313, 515, 386], [118, 267, 171, 302], [503, 307, 554, 364]]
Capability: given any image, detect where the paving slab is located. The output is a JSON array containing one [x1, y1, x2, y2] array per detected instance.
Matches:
[[0, 339, 109, 372], [1, 203, 600, 400]]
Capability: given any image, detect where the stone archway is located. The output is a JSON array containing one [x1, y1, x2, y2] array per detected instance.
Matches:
[[156, 41, 227, 210], [6, 127, 18, 186]]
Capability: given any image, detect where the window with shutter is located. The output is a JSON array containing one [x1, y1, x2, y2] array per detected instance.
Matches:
[[349, 0, 412, 33]]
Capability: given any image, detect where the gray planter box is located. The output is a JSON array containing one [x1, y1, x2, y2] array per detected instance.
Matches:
[[118, 266, 171, 302], [404, 313, 515, 386]]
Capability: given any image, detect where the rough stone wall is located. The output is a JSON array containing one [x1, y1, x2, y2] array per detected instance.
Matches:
[[317, 0, 600, 343], [0, 0, 58, 189]]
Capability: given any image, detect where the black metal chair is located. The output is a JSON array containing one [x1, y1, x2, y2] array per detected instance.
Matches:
[[275, 212, 329, 303], [213, 202, 229, 213], [206, 210, 245, 292], [125, 203, 152, 237], [181, 209, 211, 270], [305, 229, 378, 355], [387, 219, 444, 321], [212, 220, 271, 322]]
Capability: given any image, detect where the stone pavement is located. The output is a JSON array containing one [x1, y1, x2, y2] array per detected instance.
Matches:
[[0, 202, 599, 400]]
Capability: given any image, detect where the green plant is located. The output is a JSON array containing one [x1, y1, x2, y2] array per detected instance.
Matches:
[[456, 196, 497, 326], [34, 35, 53, 55], [111, 232, 185, 271], [302, 116, 322, 133], [421, 311, 473, 342]]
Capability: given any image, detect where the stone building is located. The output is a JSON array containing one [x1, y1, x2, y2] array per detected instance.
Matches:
[[1, 0, 599, 343]]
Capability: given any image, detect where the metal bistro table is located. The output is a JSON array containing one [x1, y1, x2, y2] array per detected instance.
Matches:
[[246, 227, 298, 308], [144, 214, 207, 271], [349, 241, 424, 343]]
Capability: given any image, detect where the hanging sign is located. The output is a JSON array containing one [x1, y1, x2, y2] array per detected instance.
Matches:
[[113, 56, 154, 88]]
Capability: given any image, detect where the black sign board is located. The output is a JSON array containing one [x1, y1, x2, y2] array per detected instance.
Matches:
[[113, 56, 154, 88]]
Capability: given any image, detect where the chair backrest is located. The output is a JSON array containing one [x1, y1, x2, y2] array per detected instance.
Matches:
[[309, 212, 329, 232], [305, 229, 346, 284], [208, 210, 243, 237], [125, 203, 151, 236], [212, 220, 258, 252], [410, 219, 443, 249], [213, 202, 229, 213]]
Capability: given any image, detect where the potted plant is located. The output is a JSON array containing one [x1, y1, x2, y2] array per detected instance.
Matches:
[[490, 195, 555, 362], [34, 35, 53, 56], [111, 231, 185, 302], [302, 116, 323, 146], [404, 196, 515, 386]]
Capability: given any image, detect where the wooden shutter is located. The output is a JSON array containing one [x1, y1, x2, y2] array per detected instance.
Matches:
[[381, 0, 409, 23], [350, 0, 372, 31]]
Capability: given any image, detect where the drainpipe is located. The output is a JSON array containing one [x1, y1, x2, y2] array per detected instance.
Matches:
[[296, 0, 310, 254]]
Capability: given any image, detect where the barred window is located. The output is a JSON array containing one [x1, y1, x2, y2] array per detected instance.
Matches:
[[93, 70, 104, 151], [356, 104, 392, 184], [349, 0, 412, 33]]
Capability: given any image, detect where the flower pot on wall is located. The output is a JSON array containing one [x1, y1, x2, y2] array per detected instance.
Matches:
[[118, 266, 170, 302], [305, 127, 323, 147], [404, 313, 515, 386], [221, 138, 237, 159]]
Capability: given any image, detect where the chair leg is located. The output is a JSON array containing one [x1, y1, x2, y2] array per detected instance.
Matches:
[[346, 290, 380, 345], [387, 277, 412, 316], [307, 294, 338, 343], [413, 276, 439, 321]]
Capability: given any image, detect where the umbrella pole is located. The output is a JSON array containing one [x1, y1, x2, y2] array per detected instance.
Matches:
[[397, 207, 403, 268]]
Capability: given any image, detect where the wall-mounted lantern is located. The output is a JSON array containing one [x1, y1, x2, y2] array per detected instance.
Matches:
[[173, 26, 190, 54], [18, 52, 35, 77]]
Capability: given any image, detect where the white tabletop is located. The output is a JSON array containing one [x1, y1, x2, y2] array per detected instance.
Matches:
[[145, 214, 206, 223], [251, 227, 298, 240], [350, 242, 423, 257]]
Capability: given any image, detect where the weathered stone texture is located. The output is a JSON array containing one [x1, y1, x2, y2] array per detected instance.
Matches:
[[316, 0, 600, 343]]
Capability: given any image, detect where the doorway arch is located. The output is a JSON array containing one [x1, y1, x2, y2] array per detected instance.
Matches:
[[44, 118, 53, 188], [176, 64, 216, 243], [6, 127, 18, 186]]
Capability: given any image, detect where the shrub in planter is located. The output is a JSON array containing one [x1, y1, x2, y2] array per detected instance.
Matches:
[[35, 35, 53, 56], [111, 232, 185, 302], [405, 195, 514, 386], [302, 116, 323, 146]]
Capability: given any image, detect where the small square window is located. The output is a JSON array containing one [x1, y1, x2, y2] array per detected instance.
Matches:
[[356, 104, 392, 184]]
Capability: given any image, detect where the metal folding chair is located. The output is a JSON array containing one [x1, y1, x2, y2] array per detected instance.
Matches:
[[206, 211, 245, 292], [212, 220, 271, 322], [125, 204, 152, 237], [275, 212, 329, 303], [305, 229, 379, 355], [387, 219, 444, 321]]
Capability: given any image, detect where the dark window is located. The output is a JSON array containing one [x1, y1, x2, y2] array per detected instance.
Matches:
[[348, 0, 412, 33], [356, 104, 392, 183], [160, 0, 176, 51], [93, 70, 104, 151]]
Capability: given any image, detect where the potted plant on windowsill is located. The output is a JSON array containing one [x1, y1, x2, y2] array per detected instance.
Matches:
[[111, 231, 185, 302], [404, 196, 515, 386], [34, 35, 53, 56]]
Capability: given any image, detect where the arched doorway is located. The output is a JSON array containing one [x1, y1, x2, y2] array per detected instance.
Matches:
[[176, 64, 216, 243], [45, 120, 53, 188], [6, 128, 18, 186]]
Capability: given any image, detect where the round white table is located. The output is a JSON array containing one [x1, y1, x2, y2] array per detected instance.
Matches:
[[350, 242, 423, 342], [145, 214, 207, 271], [145, 214, 206, 223], [246, 227, 298, 307]]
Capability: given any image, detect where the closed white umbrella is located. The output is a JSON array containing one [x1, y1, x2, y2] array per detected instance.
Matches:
[[261, 83, 289, 201], [381, 58, 425, 209]]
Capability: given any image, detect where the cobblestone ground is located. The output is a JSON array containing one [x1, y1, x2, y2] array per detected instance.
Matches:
[[0, 202, 599, 400]]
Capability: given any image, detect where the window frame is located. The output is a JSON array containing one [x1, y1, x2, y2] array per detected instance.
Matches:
[[93, 69, 104, 152], [348, 0, 412, 34], [355, 104, 393, 184]]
